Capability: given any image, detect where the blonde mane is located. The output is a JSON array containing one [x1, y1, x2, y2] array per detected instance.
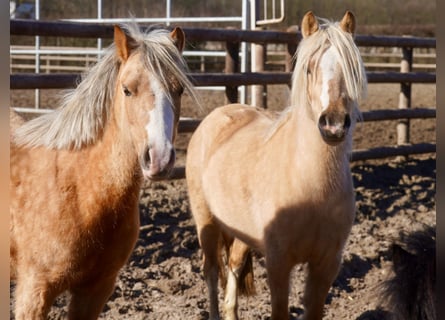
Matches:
[[268, 18, 367, 139], [13, 23, 197, 150], [292, 18, 367, 111]]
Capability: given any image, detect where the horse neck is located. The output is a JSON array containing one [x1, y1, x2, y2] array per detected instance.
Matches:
[[275, 105, 352, 190], [86, 105, 142, 190]]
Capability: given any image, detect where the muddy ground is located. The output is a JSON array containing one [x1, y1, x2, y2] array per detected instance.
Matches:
[[10, 83, 436, 319]]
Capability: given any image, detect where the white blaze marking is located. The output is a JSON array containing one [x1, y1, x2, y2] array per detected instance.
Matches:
[[319, 46, 339, 111], [146, 75, 174, 151]]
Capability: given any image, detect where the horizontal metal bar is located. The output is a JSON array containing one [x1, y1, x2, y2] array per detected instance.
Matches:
[[11, 49, 228, 57], [12, 107, 52, 114], [10, 20, 436, 48], [11, 49, 103, 55], [64, 17, 244, 24]]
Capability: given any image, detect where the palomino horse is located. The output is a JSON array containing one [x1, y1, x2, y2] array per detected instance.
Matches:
[[10, 23, 196, 319], [186, 11, 367, 320]]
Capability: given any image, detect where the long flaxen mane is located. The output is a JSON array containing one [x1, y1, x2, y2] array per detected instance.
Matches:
[[290, 17, 367, 122], [13, 23, 197, 150]]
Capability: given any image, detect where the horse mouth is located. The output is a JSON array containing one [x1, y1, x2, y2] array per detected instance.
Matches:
[[144, 164, 174, 181], [319, 128, 348, 146], [145, 168, 173, 181], [141, 147, 176, 181]]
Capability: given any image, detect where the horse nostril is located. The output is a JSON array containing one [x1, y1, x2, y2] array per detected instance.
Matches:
[[318, 113, 327, 128], [144, 147, 151, 165]]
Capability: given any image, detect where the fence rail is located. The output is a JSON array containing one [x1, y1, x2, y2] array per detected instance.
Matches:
[[10, 19, 437, 47], [10, 46, 436, 74], [10, 19, 436, 170], [9, 71, 436, 90], [176, 108, 436, 134]]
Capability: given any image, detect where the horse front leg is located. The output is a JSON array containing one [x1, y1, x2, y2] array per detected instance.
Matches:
[[303, 255, 342, 320], [68, 274, 117, 320], [13, 272, 59, 320], [199, 223, 222, 320], [266, 257, 292, 320]]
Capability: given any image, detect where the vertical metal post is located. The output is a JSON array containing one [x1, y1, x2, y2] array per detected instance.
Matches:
[[97, 0, 103, 58], [250, 0, 266, 108], [240, 0, 248, 104], [35, 0, 40, 110], [166, 0, 171, 26], [397, 46, 413, 147], [250, 0, 257, 106]]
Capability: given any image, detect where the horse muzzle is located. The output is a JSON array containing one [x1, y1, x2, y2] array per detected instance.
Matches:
[[317, 111, 351, 146], [141, 145, 176, 181]]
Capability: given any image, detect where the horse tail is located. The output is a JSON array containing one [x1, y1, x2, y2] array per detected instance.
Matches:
[[380, 225, 436, 320], [218, 234, 256, 296], [237, 250, 256, 296]]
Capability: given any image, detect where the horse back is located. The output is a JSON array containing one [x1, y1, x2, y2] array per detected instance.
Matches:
[[188, 103, 275, 165]]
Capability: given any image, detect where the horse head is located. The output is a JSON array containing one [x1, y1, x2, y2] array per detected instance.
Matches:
[[300, 11, 365, 146], [114, 25, 187, 180]]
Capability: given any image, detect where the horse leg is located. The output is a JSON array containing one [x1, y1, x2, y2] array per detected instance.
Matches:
[[195, 221, 221, 320], [188, 173, 222, 319], [266, 257, 292, 320], [68, 275, 117, 320], [302, 255, 342, 320], [13, 273, 58, 320], [223, 239, 250, 320]]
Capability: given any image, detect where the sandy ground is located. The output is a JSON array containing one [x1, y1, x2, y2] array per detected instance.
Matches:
[[10, 83, 436, 319]]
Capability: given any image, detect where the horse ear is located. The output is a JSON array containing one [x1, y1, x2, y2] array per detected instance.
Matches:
[[301, 11, 319, 38], [170, 27, 186, 52], [114, 25, 136, 61], [340, 10, 356, 35]]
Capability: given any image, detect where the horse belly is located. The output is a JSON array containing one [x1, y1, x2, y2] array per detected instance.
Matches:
[[198, 179, 354, 266], [201, 151, 268, 250]]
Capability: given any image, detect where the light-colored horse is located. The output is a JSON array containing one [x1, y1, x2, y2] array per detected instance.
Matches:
[[186, 11, 367, 320], [10, 23, 196, 319]]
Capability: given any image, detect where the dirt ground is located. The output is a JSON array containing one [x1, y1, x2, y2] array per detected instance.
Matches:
[[10, 83, 436, 319]]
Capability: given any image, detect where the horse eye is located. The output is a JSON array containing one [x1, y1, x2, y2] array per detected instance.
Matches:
[[123, 87, 132, 97]]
